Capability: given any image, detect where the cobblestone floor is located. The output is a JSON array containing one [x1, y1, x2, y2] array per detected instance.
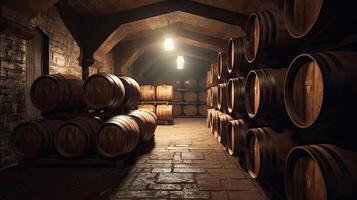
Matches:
[[110, 118, 268, 200]]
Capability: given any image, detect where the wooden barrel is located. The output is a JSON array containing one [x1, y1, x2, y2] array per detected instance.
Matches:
[[207, 109, 215, 128], [285, 144, 357, 200], [198, 77, 207, 88], [207, 70, 212, 88], [226, 37, 250, 76], [183, 79, 197, 89], [171, 80, 182, 88], [245, 68, 288, 122], [138, 104, 156, 113], [129, 109, 157, 141], [138, 108, 158, 123], [140, 85, 155, 101], [119, 76, 140, 107], [55, 117, 101, 159], [211, 86, 219, 108], [207, 88, 212, 107], [218, 114, 233, 145], [96, 115, 140, 158], [217, 52, 229, 82], [156, 105, 173, 121], [211, 110, 224, 137], [11, 119, 62, 159], [227, 77, 246, 117], [226, 119, 250, 169], [198, 105, 207, 116], [198, 91, 207, 103], [245, 10, 297, 65], [285, 51, 357, 130], [246, 127, 296, 187], [31, 74, 85, 112], [284, 0, 357, 41], [173, 105, 182, 117], [173, 91, 183, 102], [183, 105, 198, 116], [218, 83, 228, 113], [83, 73, 125, 110], [209, 63, 219, 86], [183, 91, 198, 102], [156, 85, 173, 101]]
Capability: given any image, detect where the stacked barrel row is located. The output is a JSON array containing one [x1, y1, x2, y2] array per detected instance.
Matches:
[[12, 109, 157, 160], [207, 1, 357, 200], [30, 73, 141, 113], [139, 85, 174, 124], [173, 78, 207, 117], [13, 73, 157, 161]]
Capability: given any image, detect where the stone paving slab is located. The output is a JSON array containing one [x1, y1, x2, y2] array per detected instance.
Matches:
[[110, 119, 268, 200]]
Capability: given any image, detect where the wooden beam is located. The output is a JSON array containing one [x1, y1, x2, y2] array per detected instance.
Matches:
[[93, 12, 242, 60], [1, 0, 59, 39], [56, 0, 247, 67]]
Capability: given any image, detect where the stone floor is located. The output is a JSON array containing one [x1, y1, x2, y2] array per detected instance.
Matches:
[[110, 118, 268, 200], [0, 118, 268, 200]]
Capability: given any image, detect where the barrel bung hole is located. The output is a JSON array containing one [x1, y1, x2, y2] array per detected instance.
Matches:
[[287, 0, 323, 36], [291, 156, 327, 200], [291, 59, 323, 127]]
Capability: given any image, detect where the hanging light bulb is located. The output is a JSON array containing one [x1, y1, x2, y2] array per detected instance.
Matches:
[[164, 38, 174, 51], [176, 56, 184, 69]]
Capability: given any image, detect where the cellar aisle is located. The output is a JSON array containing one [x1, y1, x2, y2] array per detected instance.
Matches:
[[110, 118, 267, 200], [0, 118, 267, 200]]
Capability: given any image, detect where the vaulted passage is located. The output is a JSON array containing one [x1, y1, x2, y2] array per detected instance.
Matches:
[[1, 1, 357, 200]]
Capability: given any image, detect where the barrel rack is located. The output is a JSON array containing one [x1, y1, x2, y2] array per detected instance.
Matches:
[[174, 87, 207, 117], [19, 138, 154, 168]]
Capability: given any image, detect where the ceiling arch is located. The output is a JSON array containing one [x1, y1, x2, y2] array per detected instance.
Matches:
[[94, 11, 244, 60], [56, 0, 247, 66]]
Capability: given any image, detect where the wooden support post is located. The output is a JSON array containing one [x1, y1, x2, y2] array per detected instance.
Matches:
[[26, 27, 49, 120]]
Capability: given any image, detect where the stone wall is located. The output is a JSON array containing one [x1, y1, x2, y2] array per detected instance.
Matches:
[[0, 33, 27, 168], [0, 6, 93, 169]]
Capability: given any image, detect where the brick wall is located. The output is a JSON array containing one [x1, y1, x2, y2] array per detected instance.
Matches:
[[0, 33, 27, 168], [0, 6, 94, 169], [31, 7, 83, 78]]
